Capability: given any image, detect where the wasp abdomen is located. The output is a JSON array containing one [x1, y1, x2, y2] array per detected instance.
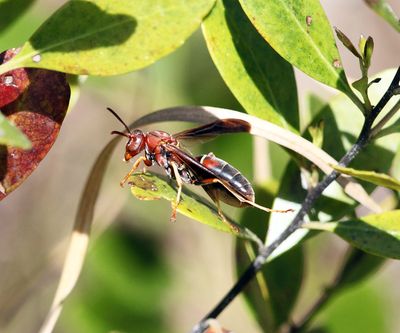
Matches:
[[200, 153, 255, 204]]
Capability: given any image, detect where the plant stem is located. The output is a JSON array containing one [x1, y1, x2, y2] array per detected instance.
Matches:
[[370, 99, 400, 138], [192, 67, 400, 333]]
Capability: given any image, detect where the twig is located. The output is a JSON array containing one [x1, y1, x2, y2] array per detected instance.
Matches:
[[192, 66, 400, 333], [370, 99, 400, 138]]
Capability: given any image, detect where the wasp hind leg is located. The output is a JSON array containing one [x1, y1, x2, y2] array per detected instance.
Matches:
[[209, 192, 239, 233]]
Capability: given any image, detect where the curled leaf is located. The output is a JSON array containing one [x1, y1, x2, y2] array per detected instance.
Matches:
[[0, 48, 70, 199]]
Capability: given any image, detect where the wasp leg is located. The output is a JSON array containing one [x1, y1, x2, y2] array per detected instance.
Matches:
[[196, 178, 293, 214], [214, 196, 239, 233], [120, 156, 148, 187], [170, 161, 183, 222]]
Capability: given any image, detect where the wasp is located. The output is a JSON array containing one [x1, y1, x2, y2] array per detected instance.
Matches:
[[108, 108, 292, 222]]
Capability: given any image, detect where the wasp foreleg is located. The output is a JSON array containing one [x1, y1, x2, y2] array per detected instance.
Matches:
[[121, 156, 148, 187]]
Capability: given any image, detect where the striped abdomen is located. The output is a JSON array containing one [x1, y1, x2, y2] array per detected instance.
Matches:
[[199, 153, 255, 207]]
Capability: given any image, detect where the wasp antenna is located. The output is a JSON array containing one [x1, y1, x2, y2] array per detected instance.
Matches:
[[107, 107, 131, 133], [111, 130, 130, 138]]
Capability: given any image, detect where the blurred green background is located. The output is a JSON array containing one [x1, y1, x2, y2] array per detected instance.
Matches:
[[1, 1, 400, 333]]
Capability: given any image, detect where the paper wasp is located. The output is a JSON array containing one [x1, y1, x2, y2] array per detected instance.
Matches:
[[108, 108, 292, 222]]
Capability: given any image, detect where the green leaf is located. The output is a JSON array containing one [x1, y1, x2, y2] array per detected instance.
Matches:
[[129, 173, 261, 242], [304, 210, 400, 259], [237, 0, 359, 106], [235, 184, 304, 331], [0, 0, 36, 34], [364, 0, 400, 33], [0, 0, 216, 75], [202, 0, 298, 130], [302, 93, 325, 130], [0, 112, 31, 148], [332, 165, 400, 191]]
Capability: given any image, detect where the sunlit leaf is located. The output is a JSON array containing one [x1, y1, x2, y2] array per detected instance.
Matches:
[[304, 210, 400, 259], [332, 165, 400, 191], [0, 0, 216, 76], [202, 0, 298, 130], [129, 173, 261, 242], [237, 0, 360, 108], [0, 48, 70, 200], [0, 112, 31, 148]]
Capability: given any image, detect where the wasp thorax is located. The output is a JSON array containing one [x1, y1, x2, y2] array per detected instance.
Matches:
[[125, 130, 145, 161]]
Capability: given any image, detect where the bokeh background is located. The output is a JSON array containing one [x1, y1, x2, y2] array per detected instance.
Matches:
[[1, 1, 399, 332]]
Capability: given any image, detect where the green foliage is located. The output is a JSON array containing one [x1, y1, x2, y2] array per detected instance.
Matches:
[[202, 0, 299, 130], [333, 165, 400, 191], [0, 0, 216, 75], [237, 0, 359, 107], [0, 1, 399, 333], [305, 210, 400, 259], [129, 173, 261, 242]]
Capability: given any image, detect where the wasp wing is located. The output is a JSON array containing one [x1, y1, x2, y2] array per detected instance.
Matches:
[[165, 144, 217, 180], [173, 118, 250, 141], [165, 144, 246, 205]]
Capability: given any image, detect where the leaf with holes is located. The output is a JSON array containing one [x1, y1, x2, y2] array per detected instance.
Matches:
[[0, 0, 216, 76], [0, 48, 70, 200], [237, 0, 360, 108]]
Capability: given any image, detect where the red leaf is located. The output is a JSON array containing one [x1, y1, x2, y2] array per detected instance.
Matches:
[[0, 48, 70, 199]]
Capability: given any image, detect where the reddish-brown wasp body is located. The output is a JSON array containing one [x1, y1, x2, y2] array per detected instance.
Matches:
[[108, 108, 291, 222], [197, 153, 255, 207]]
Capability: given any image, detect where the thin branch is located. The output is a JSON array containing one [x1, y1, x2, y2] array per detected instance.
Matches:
[[192, 66, 400, 333], [370, 99, 400, 138]]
